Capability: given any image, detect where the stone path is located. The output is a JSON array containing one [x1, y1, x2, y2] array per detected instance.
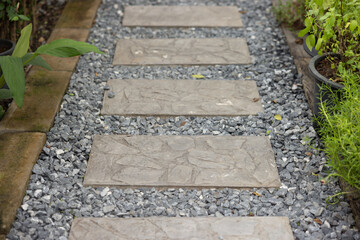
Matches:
[[113, 38, 251, 65], [69, 4, 293, 240], [10, 0, 359, 239], [102, 79, 263, 116], [69, 217, 293, 240], [122, 6, 244, 27]]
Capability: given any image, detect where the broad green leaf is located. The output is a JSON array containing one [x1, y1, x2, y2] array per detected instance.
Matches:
[[298, 26, 310, 37], [274, 114, 282, 121], [350, 20, 358, 32], [304, 17, 312, 27], [315, 38, 323, 50], [0, 56, 25, 108], [320, 12, 331, 21], [347, 58, 355, 64], [0, 89, 12, 99], [35, 39, 103, 57], [192, 74, 205, 79], [22, 53, 52, 70], [12, 24, 32, 58], [306, 34, 315, 51], [10, 16, 19, 21], [18, 15, 30, 21]]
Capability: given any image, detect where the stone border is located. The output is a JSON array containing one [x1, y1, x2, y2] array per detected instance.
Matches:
[[0, 0, 101, 238]]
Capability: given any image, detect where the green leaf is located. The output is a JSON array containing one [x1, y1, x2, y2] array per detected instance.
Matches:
[[18, 15, 30, 21], [320, 12, 331, 21], [314, 0, 323, 5], [22, 53, 52, 70], [350, 20, 358, 32], [346, 58, 355, 64], [306, 34, 316, 51], [315, 38, 323, 51], [35, 39, 104, 57], [12, 24, 32, 58], [10, 15, 18, 21], [0, 89, 12, 99], [0, 56, 25, 108], [298, 26, 310, 37], [304, 17, 312, 27]]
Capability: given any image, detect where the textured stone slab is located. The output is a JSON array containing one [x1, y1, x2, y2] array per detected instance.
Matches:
[[84, 135, 280, 188], [0, 133, 46, 235], [102, 79, 263, 116], [69, 217, 294, 240], [113, 38, 252, 65], [123, 6, 243, 27]]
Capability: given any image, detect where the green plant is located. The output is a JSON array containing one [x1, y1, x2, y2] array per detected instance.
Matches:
[[299, 0, 360, 74], [0, 23, 103, 118], [272, 0, 306, 30], [317, 69, 360, 192], [0, 0, 29, 22]]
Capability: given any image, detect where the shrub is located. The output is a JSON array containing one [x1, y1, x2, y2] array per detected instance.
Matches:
[[272, 0, 306, 30], [299, 0, 360, 74], [318, 70, 360, 191]]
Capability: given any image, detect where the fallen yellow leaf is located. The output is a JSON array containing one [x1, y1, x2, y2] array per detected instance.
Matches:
[[274, 114, 282, 121], [252, 192, 261, 197], [192, 74, 205, 79], [314, 218, 322, 224]]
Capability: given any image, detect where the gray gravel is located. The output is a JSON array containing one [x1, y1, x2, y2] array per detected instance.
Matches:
[[6, 0, 360, 239]]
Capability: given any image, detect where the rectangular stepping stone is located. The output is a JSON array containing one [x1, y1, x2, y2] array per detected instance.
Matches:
[[113, 38, 252, 65], [101, 79, 263, 116], [84, 135, 281, 188], [69, 217, 294, 240], [122, 6, 243, 27]]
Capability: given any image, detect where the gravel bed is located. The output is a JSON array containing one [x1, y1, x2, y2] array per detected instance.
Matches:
[[6, 0, 360, 239]]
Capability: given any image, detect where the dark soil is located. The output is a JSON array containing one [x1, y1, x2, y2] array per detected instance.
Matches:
[[0, 46, 8, 54], [0, 1, 68, 118], [315, 56, 343, 83]]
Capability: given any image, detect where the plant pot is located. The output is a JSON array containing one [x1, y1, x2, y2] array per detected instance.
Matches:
[[309, 53, 344, 120], [0, 39, 15, 56], [0, 39, 15, 90], [303, 34, 319, 57]]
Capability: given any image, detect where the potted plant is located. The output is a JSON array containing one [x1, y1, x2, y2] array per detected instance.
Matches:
[[0, 23, 103, 118], [298, 0, 360, 117]]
